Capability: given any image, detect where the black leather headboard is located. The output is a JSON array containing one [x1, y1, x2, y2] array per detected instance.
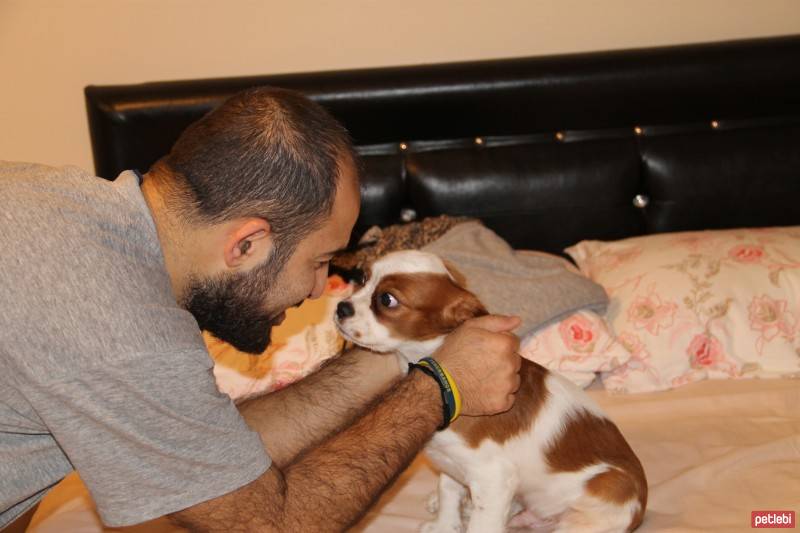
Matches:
[[86, 35, 800, 254]]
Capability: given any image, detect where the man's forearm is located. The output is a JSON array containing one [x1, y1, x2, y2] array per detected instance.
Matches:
[[280, 370, 441, 530], [238, 348, 402, 467], [172, 370, 441, 533]]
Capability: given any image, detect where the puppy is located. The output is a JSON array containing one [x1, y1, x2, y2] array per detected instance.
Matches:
[[335, 250, 647, 533]]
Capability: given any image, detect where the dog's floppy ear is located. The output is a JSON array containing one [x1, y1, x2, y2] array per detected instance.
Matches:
[[443, 260, 468, 288], [443, 288, 488, 328], [441, 260, 486, 327]]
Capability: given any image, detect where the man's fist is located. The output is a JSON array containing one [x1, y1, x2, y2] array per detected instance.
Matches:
[[432, 315, 522, 416]]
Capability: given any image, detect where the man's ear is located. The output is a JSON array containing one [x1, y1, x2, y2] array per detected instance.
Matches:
[[224, 218, 272, 268]]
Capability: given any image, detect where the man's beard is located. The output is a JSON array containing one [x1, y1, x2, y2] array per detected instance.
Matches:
[[182, 244, 292, 354]]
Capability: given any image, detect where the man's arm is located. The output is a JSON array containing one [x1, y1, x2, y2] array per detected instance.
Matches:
[[172, 369, 441, 532], [171, 314, 521, 531], [237, 347, 402, 467]]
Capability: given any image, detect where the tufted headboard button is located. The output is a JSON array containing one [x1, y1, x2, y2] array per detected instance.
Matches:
[[400, 207, 418, 222], [632, 194, 650, 209]]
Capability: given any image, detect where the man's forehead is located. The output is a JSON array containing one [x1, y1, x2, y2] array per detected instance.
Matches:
[[300, 155, 359, 255], [329, 170, 360, 229], [308, 196, 357, 254]]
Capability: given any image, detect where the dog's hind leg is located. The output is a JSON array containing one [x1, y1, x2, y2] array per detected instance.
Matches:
[[554, 466, 644, 532], [553, 494, 641, 533]]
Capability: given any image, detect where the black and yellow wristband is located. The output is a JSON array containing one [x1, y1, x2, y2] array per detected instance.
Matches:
[[409, 357, 462, 430]]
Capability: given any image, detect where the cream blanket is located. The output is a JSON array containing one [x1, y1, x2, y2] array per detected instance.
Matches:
[[28, 379, 799, 532]]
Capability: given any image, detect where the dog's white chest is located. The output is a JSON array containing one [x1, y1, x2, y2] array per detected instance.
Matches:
[[423, 428, 516, 488], [424, 430, 473, 484]]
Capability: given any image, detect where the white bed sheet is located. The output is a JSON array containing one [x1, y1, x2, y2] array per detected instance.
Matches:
[[27, 378, 800, 533]]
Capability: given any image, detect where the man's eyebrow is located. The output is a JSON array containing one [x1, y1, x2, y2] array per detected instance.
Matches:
[[321, 246, 349, 257]]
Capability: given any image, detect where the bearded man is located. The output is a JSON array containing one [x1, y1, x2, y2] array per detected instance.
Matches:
[[0, 87, 521, 532]]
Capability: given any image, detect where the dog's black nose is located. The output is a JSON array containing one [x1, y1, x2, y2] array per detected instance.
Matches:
[[336, 301, 355, 320]]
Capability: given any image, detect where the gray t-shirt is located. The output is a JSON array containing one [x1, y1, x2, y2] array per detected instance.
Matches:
[[0, 162, 270, 528]]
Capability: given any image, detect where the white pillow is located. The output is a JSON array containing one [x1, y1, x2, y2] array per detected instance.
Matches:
[[566, 227, 800, 393]]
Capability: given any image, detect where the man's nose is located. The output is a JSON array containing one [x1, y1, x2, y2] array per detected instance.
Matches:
[[336, 301, 355, 320]]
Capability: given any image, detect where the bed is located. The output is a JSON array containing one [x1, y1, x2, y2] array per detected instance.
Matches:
[[27, 35, 800, 532]]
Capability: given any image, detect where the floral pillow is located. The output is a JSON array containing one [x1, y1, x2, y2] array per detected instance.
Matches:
[[566, 226, 800, 393], [520, 311, 631, 388]]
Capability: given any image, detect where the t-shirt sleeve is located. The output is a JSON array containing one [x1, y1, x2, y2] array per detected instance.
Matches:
[[23, 349, 271, 527]]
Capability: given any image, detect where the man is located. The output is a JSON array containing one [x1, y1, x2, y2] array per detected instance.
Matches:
[[0, 87, 522, 531]]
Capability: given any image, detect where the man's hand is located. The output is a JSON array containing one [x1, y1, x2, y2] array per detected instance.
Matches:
[[432, 314, 522, 416]]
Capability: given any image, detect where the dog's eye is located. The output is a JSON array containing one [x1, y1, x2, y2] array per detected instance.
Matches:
[[379, 292, 399, 308]]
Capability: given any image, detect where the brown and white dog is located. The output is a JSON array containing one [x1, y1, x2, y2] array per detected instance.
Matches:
[[334, 250, 647, 533]]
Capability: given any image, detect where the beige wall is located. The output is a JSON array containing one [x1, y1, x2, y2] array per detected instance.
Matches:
[[2, 0, 799, 172]]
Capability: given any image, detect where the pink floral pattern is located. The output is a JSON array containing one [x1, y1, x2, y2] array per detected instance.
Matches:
[[521, 311, 630, 389], [602, 332, 662, 393], [617, 332, 648, 360], [686, 333, 724, 367], [729, 244, 766, 264], [627, 292, 677, 335], [748, 295, 797, 355], [567, 226, 800, 393], [558, 314, 598, 353]]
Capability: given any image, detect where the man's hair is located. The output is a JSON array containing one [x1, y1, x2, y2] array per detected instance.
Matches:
[[156, 86, 356, 248]]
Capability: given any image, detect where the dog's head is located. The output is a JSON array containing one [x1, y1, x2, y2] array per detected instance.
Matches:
[[334, 250, 487, 361]]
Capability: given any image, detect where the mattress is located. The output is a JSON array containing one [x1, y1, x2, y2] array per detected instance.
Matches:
[[27, 377, 799, 532]]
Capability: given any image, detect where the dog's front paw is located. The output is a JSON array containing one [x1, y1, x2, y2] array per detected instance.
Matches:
[[419, 520, 463, 533], [425, 491, 439, 514], [460, 497, 473, 522]]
